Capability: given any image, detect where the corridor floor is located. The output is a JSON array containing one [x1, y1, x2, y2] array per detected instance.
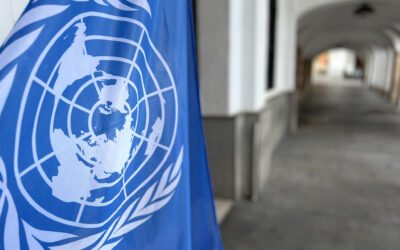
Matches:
[[220, 84, 400, 250]]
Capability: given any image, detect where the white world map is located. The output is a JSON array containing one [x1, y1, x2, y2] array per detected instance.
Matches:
[[49, 22, 160, 203]]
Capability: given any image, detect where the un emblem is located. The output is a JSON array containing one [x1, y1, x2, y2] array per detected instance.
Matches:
[[1, 5, 184, 248]]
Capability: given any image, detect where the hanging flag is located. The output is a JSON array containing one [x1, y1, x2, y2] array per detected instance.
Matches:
[[0, 0, 223, 249]]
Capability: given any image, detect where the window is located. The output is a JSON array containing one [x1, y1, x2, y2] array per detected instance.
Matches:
[[267, 0, 277, 90]]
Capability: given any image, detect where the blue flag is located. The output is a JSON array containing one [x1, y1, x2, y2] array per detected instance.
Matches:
[[0, 0, 223, 249]]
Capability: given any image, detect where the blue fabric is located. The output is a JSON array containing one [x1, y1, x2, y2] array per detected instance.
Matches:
[[0, 0, 223, 249]]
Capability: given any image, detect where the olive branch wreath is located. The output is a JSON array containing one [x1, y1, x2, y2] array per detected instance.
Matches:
[[1, 148, 183, 249], [0, 1, 184, 249]]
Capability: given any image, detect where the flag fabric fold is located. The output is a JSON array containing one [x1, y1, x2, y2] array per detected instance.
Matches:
[[0, 0, 223, 249]]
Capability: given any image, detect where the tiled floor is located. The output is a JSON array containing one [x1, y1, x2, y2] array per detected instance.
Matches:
[[221, 84, 400, 250], [215, 198, 234, 224]]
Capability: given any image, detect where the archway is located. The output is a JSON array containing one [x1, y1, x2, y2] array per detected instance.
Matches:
[[311, 48, 364, 86]]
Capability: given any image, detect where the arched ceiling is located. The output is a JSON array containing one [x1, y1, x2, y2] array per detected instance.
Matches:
[[298, 0, 400, 59]]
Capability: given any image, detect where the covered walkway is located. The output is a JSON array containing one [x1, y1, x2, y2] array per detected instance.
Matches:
[[220, 83, 400, 250]]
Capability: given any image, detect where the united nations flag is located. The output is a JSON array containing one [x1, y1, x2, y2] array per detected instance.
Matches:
[[0, 0, 223, 249]]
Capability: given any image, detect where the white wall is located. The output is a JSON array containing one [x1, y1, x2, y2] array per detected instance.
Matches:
[[384, 48, 395, 91], [197, 0, 230, 116], [364, 47, 394, 92], [0, 0, 29, 45], [364, 50, 374, 86], [228, 0, 268, 115], [328, 49, 355, 79], [312, 48, 359, 84], [271, 0, 297, 95], [199, 0, 269, 116], [295, 0, 348, 18]]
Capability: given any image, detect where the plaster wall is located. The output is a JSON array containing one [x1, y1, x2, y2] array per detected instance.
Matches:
[[373, 50, 385, 88], [294, 0, 348, 18], [228, 0, 268, 115], [384, 49, 395, 92], [327, 49, 356, 79], [364, 52, 375, 86], [273, 0, 297, 93], [197, 0, 269, 116], [204, 92, 295, 200], [196, 0, 230, 116], [367, 48, 394, 92]]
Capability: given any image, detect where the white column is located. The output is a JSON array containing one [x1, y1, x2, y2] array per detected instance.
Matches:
[[384, 48, 395, 92], [199, 0, 269, 116], [273, 0, 297, 94], [228, 0, 268, 115]]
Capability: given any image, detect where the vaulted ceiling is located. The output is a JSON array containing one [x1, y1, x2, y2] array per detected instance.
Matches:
[[298, 0, 400, 58]]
